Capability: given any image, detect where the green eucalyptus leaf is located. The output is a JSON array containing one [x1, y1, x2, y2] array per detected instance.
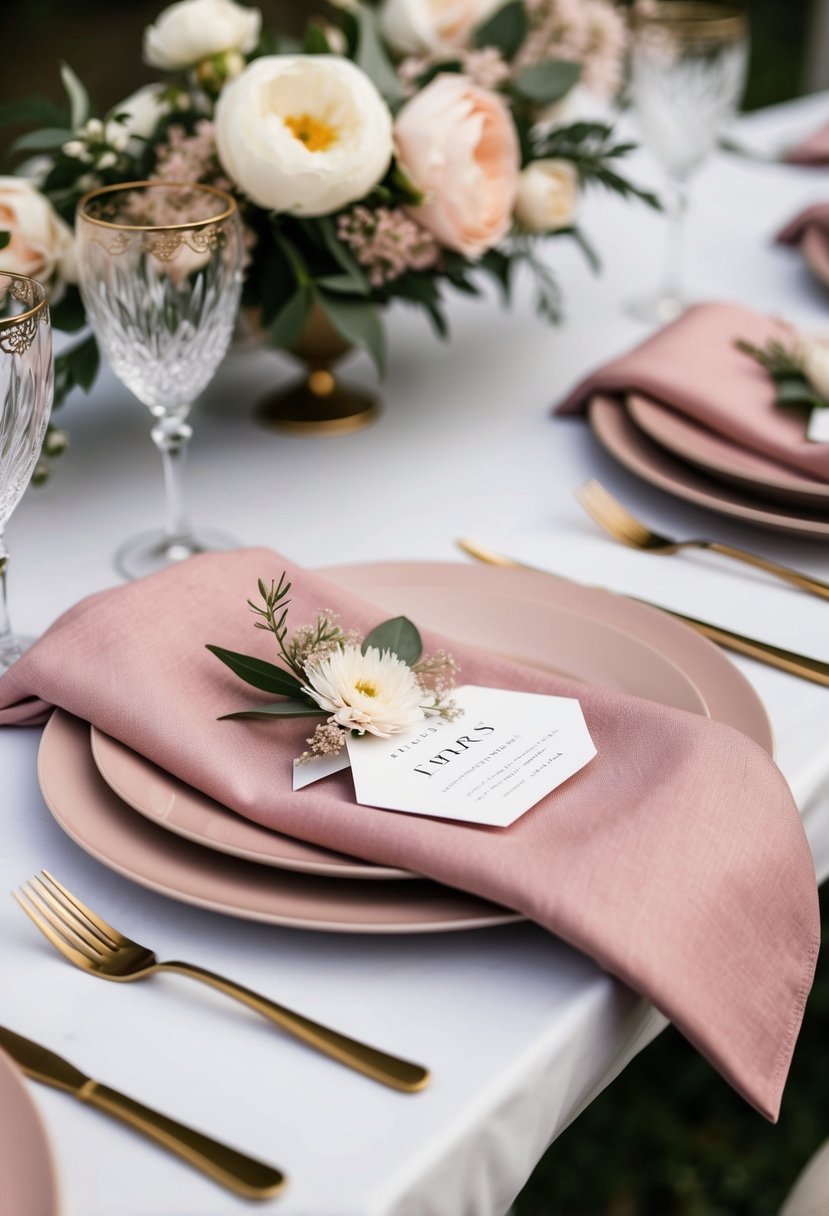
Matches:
[[303, 23, 331, 54], [48, 285, 86, 333], [317, 291, 386, 376], [206, 644, 305, 696], [219, 700, 326, 720], [775, 378, 823, 408], [60, 62, 91, 130], [316, 216, 370, 290], [269, 286, 312, 349], [474, 0, 528, 59], [350, 4, 404, 103], [316, 272, 370, 296], [362, 616, 422, 664], [0, 96, 67, 129], [69, 334, 100, 391], [513, 59, 581, 104], [11, 127, 74, 154], [0, 232, 9, 252]]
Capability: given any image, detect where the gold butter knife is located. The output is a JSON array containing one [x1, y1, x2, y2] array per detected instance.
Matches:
[[0, 1025, 286, 1200], [456, 538, 829, 689]]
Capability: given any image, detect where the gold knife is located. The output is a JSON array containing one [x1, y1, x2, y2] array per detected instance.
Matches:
[[0, 1025, 286, 1200], [456, 538, 829, 689]]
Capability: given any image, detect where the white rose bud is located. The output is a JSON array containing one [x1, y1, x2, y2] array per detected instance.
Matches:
[[380, 0, 501, 56], [514, 159, 579, 233], [143, 0, 262, 70], [799, 335, 829, 401], [62, 140, 86, 159], [214, 55, 393, 216]]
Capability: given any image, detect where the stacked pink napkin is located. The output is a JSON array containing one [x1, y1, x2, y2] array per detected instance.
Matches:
[[0, 549, 818, 1121], [557, 301, 829, 482], [776, 203, 829, 247], [786, 122, 829, 166]]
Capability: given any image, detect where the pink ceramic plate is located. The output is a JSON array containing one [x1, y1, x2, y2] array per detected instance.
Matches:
[[40, 712, 520, 933], [627, 393, 829, 511], [90, 728, 412, 881], [590, 394, 829, 539], [0, 1045, 60, 1216], [88, 596, 708, 877]]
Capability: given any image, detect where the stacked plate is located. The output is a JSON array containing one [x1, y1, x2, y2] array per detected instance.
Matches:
[[589, 393, 829, 538], [39, 562, 772, 934]]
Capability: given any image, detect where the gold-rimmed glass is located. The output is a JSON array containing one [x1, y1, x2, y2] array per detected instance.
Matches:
[[0, 273, 53, 672], [76, 181, 244, 580], [627, 2, 749, 323]]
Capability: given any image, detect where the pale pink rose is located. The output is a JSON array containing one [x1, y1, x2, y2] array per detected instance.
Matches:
[[0, 177, 75, 290], [394, 74, 520, 259]]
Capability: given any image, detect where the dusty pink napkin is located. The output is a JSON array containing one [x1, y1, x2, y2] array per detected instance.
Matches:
[[786, 122, 829, 166], [556, 301, 829, 482], [0, 549, 818, 1120], [776, 202, 829, 246]]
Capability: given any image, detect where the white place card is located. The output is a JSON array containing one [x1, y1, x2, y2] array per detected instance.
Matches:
[[807, 408, 829, 443], [346, 685, 596, 828]]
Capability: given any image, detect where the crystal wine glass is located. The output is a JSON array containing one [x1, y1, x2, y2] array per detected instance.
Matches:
[[628, 2, 748, 323], [0, 273, 53, 672], [76, 181, 244, 579]]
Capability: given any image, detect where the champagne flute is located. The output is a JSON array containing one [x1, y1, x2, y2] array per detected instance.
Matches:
[[76, 181, 243, 580], [628, 2, 748, 323], [0, 273, 53, 672]]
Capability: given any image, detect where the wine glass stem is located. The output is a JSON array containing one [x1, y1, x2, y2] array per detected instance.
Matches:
[[661, 177, 689, 306], [0, 531, 19, 669], [152, 413, 195, 545]]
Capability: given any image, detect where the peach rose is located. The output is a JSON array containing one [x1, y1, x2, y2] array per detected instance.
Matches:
[[394, 74, 519, 259], [0, 177, 75, 290]]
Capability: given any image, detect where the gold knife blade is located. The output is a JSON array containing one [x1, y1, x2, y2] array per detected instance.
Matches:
[[0, 1026, 286, 1200], [456, 538, 829, 688]]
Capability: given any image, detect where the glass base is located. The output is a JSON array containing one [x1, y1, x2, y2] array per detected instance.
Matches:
[[625, 289, 690, 326], [115, 528, 238, 581], [0, 632, 35, 674]]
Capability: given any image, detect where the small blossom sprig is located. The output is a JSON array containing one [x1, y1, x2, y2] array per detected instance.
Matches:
[[207, 574, 460, 764], [736, 334, 829, 412]]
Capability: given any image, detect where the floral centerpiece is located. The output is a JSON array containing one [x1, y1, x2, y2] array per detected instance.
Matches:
[[1, 0, 655, 458]]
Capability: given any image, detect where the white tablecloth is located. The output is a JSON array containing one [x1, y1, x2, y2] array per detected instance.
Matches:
[[3, 92, 829, 1216]]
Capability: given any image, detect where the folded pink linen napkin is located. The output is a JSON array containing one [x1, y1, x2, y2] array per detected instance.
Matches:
[[0, 549, 818, 1121], [776, 203, 829, 247], [786, 122, 829, 166], [556, 301, 829, 482]]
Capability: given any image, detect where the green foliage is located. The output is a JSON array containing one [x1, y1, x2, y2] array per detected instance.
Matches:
[[474, 1, 528, 59], [534, 121, 662, 210], [0, 232, 9, 251], [205, 644, 305, 697], [362, 617, 423, 665], [513, 60, 581, 105], [344, 3, 404, 105], [219, 701, 326, 721], [317, 291, 386, 377], [59, 62, 91, 131], [53, 335, 99, 410]]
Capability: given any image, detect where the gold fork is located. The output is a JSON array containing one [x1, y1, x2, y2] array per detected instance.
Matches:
[[577, 480, 829, 601], [14, 871, 430, 1093]]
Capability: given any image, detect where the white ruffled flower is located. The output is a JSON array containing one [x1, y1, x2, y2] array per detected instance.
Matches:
[[214, 55, 393, 216], [514, 159, 578, 233], [380, 0, 501, 57], [302, 645, 433, 738], [143, 0, 261, 70], [799, 335, 829, 401], [114, 83, 184, 143]]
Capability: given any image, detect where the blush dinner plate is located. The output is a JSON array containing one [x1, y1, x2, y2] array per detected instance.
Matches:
[[0, 1045, 61, 1216], [590, 394, 829, 539], [627, 392, 829, 512], [39, 562, 771, 932], [88, 590, 712, 877]]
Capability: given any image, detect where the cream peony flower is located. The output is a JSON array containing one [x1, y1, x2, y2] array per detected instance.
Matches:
[[114, 83, 180, 142], [143, 0, 261, 70], [394, 74, 520, 259], [380, 0, 501, 57], [514, 159, 578, 233], [214, 55, 393, 216], [0, 177, 75, 289], [303, 645, 433, 738], [799, 335, 829, 402]]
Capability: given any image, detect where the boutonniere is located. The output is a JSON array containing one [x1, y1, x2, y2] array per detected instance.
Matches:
[[736, 333, 829, 412], [208, 574, 460, 764]]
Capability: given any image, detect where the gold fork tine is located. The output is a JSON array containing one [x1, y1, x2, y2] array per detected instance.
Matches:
[[40, 869, 128, 948], [13, 889, 102, 970], [27, 877, 112, 954], [578, 480, 663, 548]]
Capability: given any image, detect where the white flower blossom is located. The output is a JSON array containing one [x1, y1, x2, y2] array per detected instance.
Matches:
[[302, 645, 435, 738]]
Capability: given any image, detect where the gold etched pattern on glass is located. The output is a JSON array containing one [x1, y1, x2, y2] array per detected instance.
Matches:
[[0, 273, 53, 670]]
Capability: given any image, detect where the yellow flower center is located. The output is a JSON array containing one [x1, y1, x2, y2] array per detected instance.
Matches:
[[284, 113, 338, 152], [354, 679, 379, 698]]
